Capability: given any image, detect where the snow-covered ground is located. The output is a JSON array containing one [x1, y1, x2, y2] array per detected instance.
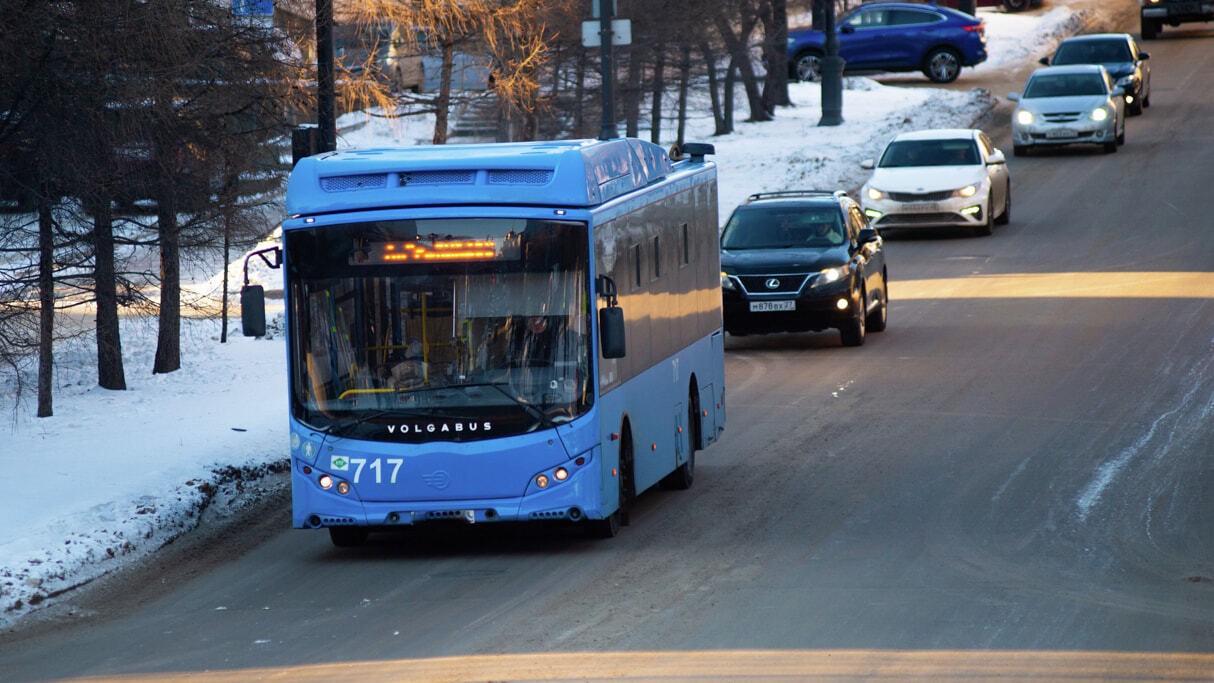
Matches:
[[1, 6, 1089, 631]]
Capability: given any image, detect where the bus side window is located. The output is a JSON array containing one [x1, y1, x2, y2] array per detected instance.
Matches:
[[653, 235, 661, 279], [681, 223, 689, 267]]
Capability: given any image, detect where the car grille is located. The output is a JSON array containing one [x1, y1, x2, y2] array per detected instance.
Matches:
[[888, 190, 954, 202], [1042, 112, 1082, 122], [877, 212, 964, 225], [737, 274, 811, 294], [1030, 131, 1094, 140]]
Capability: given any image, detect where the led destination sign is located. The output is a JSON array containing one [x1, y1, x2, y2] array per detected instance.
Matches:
[[351, 236, 522, 265]]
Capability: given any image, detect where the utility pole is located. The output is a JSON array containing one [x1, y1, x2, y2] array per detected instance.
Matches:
[[598, 0, 618, 140], [818, 0, 843, 126], [316, 0, 336, 152]]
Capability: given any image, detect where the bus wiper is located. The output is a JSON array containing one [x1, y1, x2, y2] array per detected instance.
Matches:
[[425, 382, 558, 430]]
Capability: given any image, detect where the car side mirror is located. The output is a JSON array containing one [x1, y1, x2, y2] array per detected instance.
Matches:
[[840, 24, 855, 34], [1113, 85, 1127, 97], [860, 158, 875, 170], [1006, 92, 1020, 102], [1038, 56, 1050, 66], [857, 227, 879, 245], [1139, 52, 1150, 60], [987, 149, 1006, 165]]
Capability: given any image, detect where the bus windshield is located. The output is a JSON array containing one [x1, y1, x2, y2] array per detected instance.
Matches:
[[286, 217, 592, 441]]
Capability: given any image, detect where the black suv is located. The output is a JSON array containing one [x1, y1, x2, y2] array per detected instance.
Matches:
[[1141, 0, 1214, 40], [720, 191, 888, 347]]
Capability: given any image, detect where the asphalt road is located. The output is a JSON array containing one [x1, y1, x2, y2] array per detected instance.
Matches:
[[3, 8, 1213, 683]]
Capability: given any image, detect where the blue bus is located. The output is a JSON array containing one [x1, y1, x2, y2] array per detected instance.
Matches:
[[244, 138, 725, 545]]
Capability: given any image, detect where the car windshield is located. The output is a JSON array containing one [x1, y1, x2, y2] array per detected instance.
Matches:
[[878, 139, 979, 167], [1023, 73, 1108, 98], [721, 205, 846, 249], [1053, 40, 1133, 64], [285, 218, 592, 441]]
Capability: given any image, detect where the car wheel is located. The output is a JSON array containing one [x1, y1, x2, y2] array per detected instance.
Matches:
[[974, 199, 993, 236], [994, 182, 1011, 225], [1002, 0, 1031, 10], [839, 287, 867, 347], [1013, 145, 1029, 157], [329, 527, 369, 548], [1143, 88, 1151, 108], [588, 425, 634, 538], [923, 48, 962, 83], [866, 277, 888, 333], [794, 52, 823, 82], [1116, 122, 1126, 145], [1141, 19, 1159, 40]]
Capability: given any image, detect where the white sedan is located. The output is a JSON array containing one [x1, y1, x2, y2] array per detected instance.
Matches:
[[860, 128, 1011, 237]]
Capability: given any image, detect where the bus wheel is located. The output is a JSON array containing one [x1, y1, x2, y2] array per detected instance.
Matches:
[[329, 526, 369, 547], [588, 427, 634, 538], [662, 393, 698, 490]]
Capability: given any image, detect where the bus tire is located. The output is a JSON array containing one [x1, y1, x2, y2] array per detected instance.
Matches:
[[588, 425, 634, 538], [329, 526, 369, 547]]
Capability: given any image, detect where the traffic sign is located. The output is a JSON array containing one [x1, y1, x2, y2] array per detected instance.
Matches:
[[582, 19, 631, 47]]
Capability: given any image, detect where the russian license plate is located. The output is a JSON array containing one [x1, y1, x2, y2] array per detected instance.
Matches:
[[900, 202, 940, 213], [750, 300, 795, 312], [1046, 128, 1078, 139]]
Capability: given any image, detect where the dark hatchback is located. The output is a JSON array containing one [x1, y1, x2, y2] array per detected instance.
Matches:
[[720, 191, 888, 347], [787, 1, 987, 84], [1040, 33, 1150, 115]]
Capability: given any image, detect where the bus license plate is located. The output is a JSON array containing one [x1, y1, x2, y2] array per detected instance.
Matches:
[[750, 300, 795, 312]]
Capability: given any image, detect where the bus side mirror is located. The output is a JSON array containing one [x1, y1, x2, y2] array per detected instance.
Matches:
[[599, 306, 626, 359], [240, 245, 282, 338], [596, 274, 626, 358], [241, 285, 267, 337]]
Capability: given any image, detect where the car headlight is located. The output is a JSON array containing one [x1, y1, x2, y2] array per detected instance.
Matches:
[[954, 184, 978, 198], [814, 264, 850, 286], [865, 186, 886, 201], [721, 271, 736, 290], [1090, 107, 1109, 122], [1015, 109, 1034, 125]]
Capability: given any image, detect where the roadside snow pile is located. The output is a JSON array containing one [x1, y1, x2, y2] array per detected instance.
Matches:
[[1, 316, 288, 629]]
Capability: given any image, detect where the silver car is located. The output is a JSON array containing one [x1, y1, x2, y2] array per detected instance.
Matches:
[[1008, 64, 1126, 156], [859, 128, 1011, 237]]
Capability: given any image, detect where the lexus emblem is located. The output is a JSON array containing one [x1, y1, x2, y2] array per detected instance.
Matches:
[[765, 278, 781, 289]]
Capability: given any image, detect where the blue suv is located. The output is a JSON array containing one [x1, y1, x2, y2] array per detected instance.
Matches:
[[788, 2, 987, 84]]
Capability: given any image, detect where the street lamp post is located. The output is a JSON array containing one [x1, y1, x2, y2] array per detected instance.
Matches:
[[598, 0, 618, 140], [818, 0, 844, 126], [316, 0, 336, 152]]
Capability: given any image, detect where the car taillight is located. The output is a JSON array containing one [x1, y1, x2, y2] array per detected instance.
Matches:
[[964, 23, 985, 38]]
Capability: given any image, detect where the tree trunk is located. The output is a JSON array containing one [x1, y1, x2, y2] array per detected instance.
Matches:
[[432, 39, 455, 145], [220, 204, 230, 345], [624, 45, 642, 138], [37, 195, 55, 417], [92, 199, 126, 390], [574, 46, 586, 136], [701, 42, 725, 136], [153, 186, 181, 375], [650, 48, 665, 144], [676, 44, 691, 147], [724, 56, 737, 134], [762, 0, 791, 111], [713, 13, 770, 122]]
